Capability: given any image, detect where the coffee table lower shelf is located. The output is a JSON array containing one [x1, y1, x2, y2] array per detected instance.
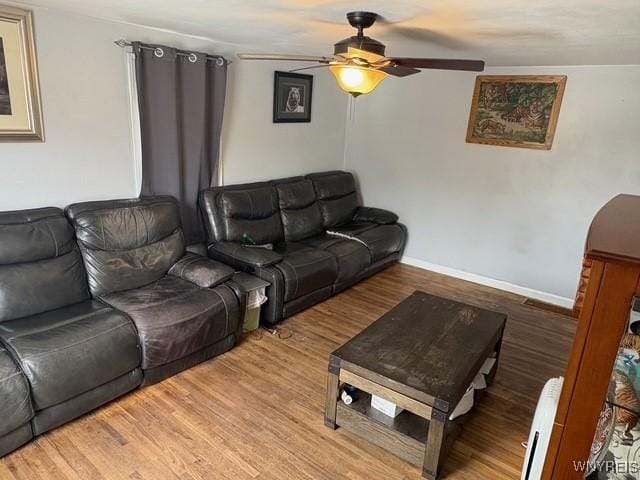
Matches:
[[335, 392, 460, 470]]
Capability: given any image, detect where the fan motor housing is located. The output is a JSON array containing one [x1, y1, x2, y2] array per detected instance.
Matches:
[[336, 11, 386, 57], [334, 36, 386, 57]]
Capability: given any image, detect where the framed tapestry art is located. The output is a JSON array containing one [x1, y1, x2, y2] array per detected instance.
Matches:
[[466, 75, 566, 150], [0, 5, 43, 140]]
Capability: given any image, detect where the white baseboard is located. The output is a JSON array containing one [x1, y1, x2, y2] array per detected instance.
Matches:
[[400, 256, 574, 309]]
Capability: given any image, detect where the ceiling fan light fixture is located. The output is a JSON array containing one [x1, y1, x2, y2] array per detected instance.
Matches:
[[329, 65, 387, 97], [238, 11, 485, 98]]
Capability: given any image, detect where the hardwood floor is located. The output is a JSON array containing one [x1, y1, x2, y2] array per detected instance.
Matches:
[[0, 264, 576, 480]]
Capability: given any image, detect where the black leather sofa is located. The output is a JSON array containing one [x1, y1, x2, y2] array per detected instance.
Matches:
[[200, 171, 407, 325], [0, 197, 244, 457]]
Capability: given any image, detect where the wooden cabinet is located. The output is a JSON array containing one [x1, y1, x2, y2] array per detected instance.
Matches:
[[542, 194, 640, 479]]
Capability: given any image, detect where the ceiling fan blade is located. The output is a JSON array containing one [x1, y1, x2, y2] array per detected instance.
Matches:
[[376, 16, 471, 50], [389, 58, 485, 72], [237, 53, 334, 63], [378, 65, 421, 77], [289, 64, 331, 73]]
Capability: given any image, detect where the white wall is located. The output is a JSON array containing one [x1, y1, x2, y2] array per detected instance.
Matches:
[[0, 5, 347, 210], [345, 65, 640, 301], [222, 61, 347, 184]]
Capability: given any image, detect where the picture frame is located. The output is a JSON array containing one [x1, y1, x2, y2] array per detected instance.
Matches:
[[466, 75, 566, 150], [0, 5, 43, 141], [273, 71, 313, 123]]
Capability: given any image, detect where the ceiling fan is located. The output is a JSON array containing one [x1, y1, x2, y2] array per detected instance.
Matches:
[[238, 11, 485, 97]]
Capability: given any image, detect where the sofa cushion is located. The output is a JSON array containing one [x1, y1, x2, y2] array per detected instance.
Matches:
[[0, 208, 89, 322], [274, 178, 324, 242], [101, 276, 240, 370], [353, 206, 399, 225], [273, 243, 338, 302], [215, 186, 283, 245], [67, 199, 180, 251], [300, 234, 371, 289], [200, 181, 267, 242], [66, 197, 185, 297], [0, 207, 75, 264], [307, 171, 359, 228], [354, 224, 406, 262], [0, 300, 141, 411], [0, 347, 33, 437]]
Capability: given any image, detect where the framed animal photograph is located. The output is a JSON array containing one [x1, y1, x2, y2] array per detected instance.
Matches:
[[466, 75, 566, 150], [0, 5, 43, 141], [273, 71, 313, 123]]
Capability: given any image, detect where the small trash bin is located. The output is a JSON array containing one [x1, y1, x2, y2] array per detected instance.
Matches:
[[232, 272, 270, 333]]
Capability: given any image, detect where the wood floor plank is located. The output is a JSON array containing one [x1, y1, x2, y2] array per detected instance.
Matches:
[[0, 264, 575, 479]]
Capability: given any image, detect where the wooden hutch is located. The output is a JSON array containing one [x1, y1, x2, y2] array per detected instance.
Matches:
[[543, 194, 640, 479]]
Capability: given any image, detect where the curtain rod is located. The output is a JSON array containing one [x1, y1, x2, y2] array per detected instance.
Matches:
[[114, 39, 231, 65]]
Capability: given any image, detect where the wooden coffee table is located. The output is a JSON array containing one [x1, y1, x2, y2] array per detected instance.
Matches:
[[324, 291, 506, 479]]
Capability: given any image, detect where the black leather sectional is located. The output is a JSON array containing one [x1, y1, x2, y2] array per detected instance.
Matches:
[[0, 170, 405, 458], [200, 171, 407, 325], [0, 198, 244, 457]]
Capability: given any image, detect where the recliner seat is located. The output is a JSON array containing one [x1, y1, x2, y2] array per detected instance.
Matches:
[[200, 171, 407, 325], [0, 207, 142, 440], [66, 197, 244, 386], [307, 171, 407, 265], [274, 176, 372, 293], [274, 242, 337, 303], [299, 233, 371, 293]]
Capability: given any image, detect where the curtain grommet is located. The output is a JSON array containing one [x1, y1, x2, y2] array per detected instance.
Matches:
[[188, 53, 198, 63], [154, 47, 164, 58], [216, 57, 225, 67]]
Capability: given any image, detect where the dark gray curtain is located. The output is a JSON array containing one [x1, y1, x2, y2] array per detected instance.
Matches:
[[133, 42, 227, 244]]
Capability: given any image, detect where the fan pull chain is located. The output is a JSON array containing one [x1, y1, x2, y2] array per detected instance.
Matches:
[[348, 95, 357, 123]]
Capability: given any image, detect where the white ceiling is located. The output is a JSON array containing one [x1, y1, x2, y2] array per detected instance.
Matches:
[[19, 0, 640, 66]]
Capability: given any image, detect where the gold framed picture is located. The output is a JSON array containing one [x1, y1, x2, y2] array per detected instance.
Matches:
[[0, 5, 43, 141], [466, 75, 566, 150]]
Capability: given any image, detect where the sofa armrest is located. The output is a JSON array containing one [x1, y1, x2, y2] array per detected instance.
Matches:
[[353, 206, 399, 225], [207, 242, 283, 270], [168, 252, 235, 288]]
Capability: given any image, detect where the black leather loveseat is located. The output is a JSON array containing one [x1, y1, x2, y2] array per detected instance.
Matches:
[[200, 171, 407, 325], [0, 197, 244, 457]]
